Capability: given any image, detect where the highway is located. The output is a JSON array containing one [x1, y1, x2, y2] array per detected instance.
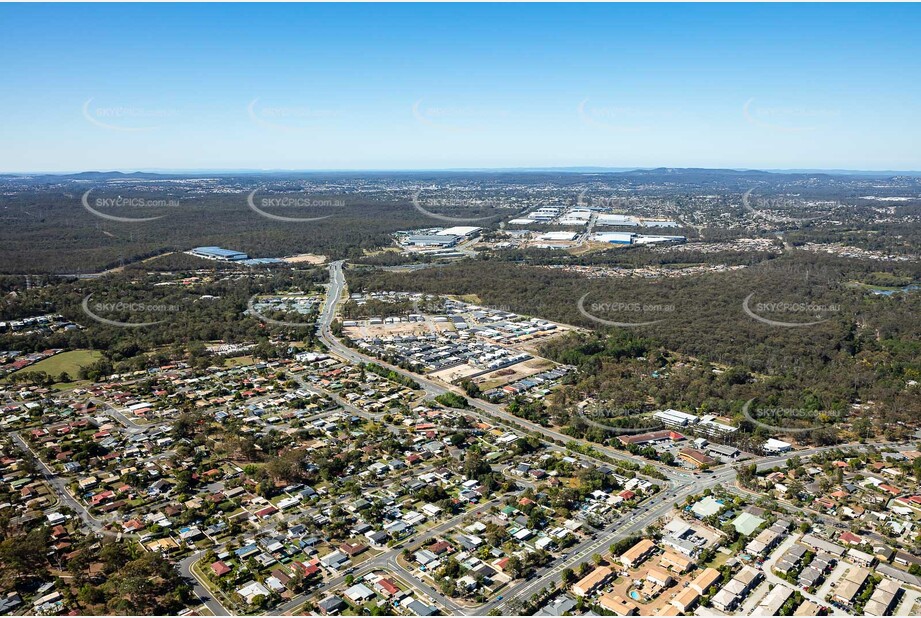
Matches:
[[317, 261, 683, 489], [316, 261, 698, 614], [16, 260, 903, 618], [310, 260, 910, 615]]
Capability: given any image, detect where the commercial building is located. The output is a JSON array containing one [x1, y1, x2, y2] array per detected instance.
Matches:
[[529, 208, 562, 221], [698, 415, 739, 436], [652, 409, 737, 438], [190, 246, 249, 261], [707, 443, 741, 459], [632, 234, 686, 245], [592, 231, 635, 244], [654, 409, 698, 427], [437, 226, 481, 238], [763, 438, 793, 453], [404, 235, 459, 247], [619, 430, 685, 447], [539, 231, 578, 242], [596, 213, 639, 226], [678, 448, 716, 468]]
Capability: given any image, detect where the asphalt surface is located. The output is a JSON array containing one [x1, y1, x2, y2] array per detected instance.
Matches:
[[318, 261, 683, 487], [311, 260, 909, 615], [179, 552, 233, 616], [13, 260, 908, 617]]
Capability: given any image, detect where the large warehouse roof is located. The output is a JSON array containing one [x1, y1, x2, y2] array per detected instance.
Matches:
[[193, 246, 246, 258]]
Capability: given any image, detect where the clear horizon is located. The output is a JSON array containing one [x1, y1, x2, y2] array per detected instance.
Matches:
[[2, 3, 920, 172], [6, 165, 921, 176]]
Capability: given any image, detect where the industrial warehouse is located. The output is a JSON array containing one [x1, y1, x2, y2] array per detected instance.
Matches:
[[187, 246, 284, 266], [395, 226, 483, 248]]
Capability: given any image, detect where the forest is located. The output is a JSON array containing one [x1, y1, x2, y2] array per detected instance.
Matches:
[[0, 188, 431, 274], [0, 265, 328, 379], [348, 250, 921, 441]]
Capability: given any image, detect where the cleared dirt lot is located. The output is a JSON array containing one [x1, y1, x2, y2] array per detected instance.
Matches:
[[473, 357, 556, 390], [282, 253, 327, 265]]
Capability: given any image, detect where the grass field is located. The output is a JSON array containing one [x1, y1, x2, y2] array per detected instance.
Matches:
[[8, 349, 103, 381], [224, 355, 255, 367]]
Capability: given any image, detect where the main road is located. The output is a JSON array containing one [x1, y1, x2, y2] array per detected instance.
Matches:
[[311, 260, 910, 615], [317, 261, 684, 488]]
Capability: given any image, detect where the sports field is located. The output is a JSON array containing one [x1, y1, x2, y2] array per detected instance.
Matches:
[[8, 349, 103, 381]]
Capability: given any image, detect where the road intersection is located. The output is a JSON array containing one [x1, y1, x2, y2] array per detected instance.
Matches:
[[12, 259, 906, 617], [309, 260, 888, 616]]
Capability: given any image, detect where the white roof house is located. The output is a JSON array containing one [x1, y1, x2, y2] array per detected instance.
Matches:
[[237, 581, 271, 604]]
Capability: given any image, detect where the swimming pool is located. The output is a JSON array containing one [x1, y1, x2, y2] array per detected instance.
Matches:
[[629, 590, 641, 601]]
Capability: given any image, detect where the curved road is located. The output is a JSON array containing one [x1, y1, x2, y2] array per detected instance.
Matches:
[[317, 261, 682, 488], [313, 260, 911, 615]]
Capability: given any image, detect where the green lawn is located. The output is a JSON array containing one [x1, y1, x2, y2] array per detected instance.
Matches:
[[8, 349, 103, 381], [225, 355, 255, 367]]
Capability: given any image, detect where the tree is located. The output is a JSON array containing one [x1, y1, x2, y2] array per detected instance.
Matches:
[[102, 551, 190, 614], [0, 527, 50, 588]]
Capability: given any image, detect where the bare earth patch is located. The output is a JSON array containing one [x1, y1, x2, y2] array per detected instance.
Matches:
[[282, 253, 328, 265]]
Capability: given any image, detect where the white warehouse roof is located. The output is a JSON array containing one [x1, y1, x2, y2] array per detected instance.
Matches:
[[437, 226, 481, 236]]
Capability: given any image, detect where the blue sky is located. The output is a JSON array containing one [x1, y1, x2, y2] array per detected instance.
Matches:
[[1, 3, 919, 172]]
